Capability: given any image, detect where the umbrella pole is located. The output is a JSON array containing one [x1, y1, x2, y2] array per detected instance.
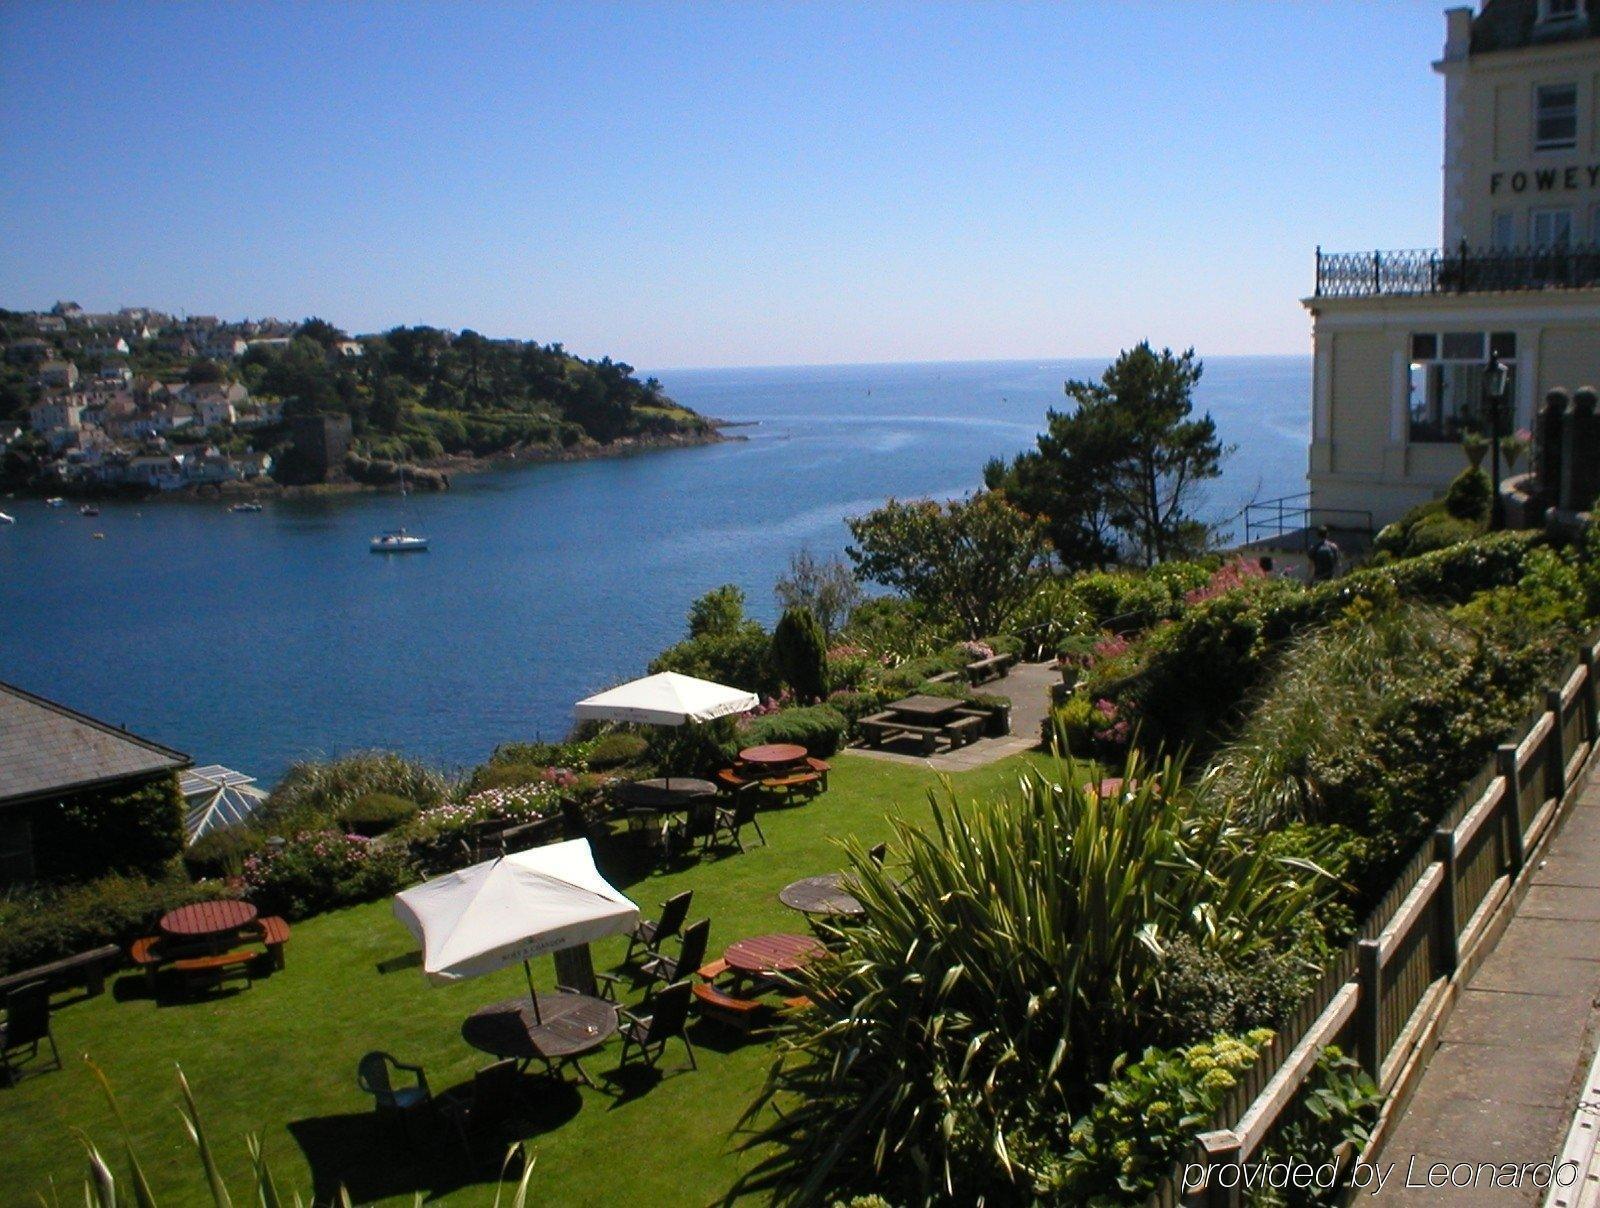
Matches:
[[524, 958, 542, 1024]]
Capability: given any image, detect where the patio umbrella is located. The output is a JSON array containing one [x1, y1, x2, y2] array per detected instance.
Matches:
[[392, 838, 639, 1022], [574, 671, 759, 788]]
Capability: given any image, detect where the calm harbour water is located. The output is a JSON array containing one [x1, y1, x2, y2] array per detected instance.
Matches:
[[0, 356, 1309, 784]]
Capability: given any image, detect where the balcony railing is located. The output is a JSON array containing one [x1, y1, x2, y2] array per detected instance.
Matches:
[[1314, 241, 1600, 298]]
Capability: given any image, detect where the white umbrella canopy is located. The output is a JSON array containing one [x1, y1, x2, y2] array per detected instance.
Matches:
[[574, 671, 759, 727], [392, 839, 639, 986]]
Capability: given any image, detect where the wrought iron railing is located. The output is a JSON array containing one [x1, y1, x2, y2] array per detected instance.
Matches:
[[1242, 492, 1374, 547], [1315, 241, 1600, 298]]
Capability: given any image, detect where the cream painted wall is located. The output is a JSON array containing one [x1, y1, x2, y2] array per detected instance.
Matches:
[[1540, 324, 1600, 390], [1329, 331, 1393, 475]]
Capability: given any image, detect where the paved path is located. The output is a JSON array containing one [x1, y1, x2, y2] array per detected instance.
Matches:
[[849, 660, 1056, 771], [1376, 771, 1600, 1203]]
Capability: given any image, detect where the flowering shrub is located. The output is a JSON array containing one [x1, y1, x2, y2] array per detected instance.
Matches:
[[242, 830, 411, 920], [1030, 1030, 1275, 1201], [1183, 557, 1269, 607], [1093, 698, 1131, 751], [959, 639, 995, 661]]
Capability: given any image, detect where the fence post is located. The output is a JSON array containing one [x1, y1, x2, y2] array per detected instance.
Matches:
[[1196, 1130, 1243, 1207], [1357, 938, 1383, 1083], [1434, 829, 1460, 974], [1580, 646, 1598, 745], [1547, 689, 1566, 797], [1499, 744, 1525, 875], [1373, 249, 1382, 294]]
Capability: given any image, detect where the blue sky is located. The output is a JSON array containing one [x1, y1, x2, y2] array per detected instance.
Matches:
[[1, 2, 1445, 368]]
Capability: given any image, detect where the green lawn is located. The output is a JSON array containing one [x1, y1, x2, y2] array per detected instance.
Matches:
[[2, 751, 1053, 1206]]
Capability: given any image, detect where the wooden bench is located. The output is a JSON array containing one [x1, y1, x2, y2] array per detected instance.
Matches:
[[964, 652, 1016, 685], [859, 715, 941, 755], [925, 670, 963, 684], [171, 949, 256, 994], [691, 981, 765, 1030], [944, 714, 985, 746], [253, 916, 291, 971], [0, 945, 121, 1000], [760, 771, 823, 803], [805, 757, 831, 790]]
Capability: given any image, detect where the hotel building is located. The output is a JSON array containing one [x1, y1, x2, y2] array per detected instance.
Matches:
[[1306, 0, 1600, 528]]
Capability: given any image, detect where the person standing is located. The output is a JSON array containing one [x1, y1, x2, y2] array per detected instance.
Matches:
[[1309, 526, 1341, 583]]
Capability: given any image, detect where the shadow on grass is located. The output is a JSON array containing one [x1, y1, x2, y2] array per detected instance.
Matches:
[[111, 970, 258, 1010], [289, 1077, 578, 1204]]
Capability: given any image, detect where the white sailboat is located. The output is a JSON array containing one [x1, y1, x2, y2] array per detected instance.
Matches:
[[370, 466, 429, 553], [0, 512, 15, 525]]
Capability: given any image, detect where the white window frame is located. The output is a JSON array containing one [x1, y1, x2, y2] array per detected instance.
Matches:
[[1538, 0, 1584, 23], [1406, 331, 1518, 446], [1534, 82, 1579, 151], [1531, 206, 1575, 248]]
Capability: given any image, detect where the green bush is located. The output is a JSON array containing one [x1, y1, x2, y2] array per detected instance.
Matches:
[[1033, 1030, 1276, 1203], [734, 705, 848, 758], [182, 826, 263, 880], [773, 606, 830, 701], [1445, 466, 1492, 522], [32, 774, 186, 882], [0, 873, 237, 976], [242, 830, 412, 920], [585, 731, 648, 770], [1069, 569, 1186, 632], [465, 759, 554, 794], [825, 688, 894, 726], [263, 751, 448, 830], [1143, 935, 1325, 1050], [340, 792, 418, 837], [1250, 1047, 1383, 1207], [649, 623, 779, 697]]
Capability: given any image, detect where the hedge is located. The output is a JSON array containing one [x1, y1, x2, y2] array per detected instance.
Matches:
[[1117, 531, 1544, 750], [31, 774, 186, 882], [0, 873, 237, 977], [733, 705, 849, 757]]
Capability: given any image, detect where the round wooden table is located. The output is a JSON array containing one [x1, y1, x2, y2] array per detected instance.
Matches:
[[159, 899, 258, 941], [461, 993, 618, 1085], [779, 874, 865, 917], [613, 777, 719, 809], [738, 743, 808, 768], [723, 933, 825, 976]]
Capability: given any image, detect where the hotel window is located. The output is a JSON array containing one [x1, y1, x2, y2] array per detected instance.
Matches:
[[1491, 210, 1516, 249], [1408, 331, 1517, 444], [1531, 206, 1574, 248], [1539, 0, 1583, 22], [1535, 83, 1578, 150]]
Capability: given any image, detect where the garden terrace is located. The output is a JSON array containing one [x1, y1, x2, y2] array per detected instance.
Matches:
[[0, 751, 1052, 1204]]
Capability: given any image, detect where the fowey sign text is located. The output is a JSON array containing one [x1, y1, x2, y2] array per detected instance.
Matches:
[[1490, 163, 1600, 194]]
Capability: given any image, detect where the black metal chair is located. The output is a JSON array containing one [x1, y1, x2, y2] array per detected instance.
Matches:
[[868, 842, 887, 866], [615, 980, 696, 1073], [640, 918, 710, 989], [662, 799, 718, 858], [0, 981, 60, 1086], [622, 890, 692, 966], [710, 788, 766, 853], [356, 1051, 432, 1138], [437, 1059, 522, 1155]]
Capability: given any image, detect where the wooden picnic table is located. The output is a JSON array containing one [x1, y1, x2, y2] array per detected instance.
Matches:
[[723, 934, 826, 977], [461, 993, 618, 1085], [886, 694, 965, 721], [738, 743, 808, 768], [159, 899, 258, 941], [779, 874, 865, 917]]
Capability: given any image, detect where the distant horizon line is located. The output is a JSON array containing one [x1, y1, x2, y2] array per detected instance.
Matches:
[[644, 351, 1313, 375]]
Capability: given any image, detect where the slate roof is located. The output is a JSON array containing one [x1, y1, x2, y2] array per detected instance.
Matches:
[[0, 680, 189, 808], [1472, 0, 1600, 54]]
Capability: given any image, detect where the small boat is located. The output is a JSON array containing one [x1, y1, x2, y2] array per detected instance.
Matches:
[[44, 497, 65, 508], [79, 504, 100, 517], [0, 512, 14, 525], [371, 528, 429, 553], [229, 502, 263, 514], [91, 532, 105, 540]]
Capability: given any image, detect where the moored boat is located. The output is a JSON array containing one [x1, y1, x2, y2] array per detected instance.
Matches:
[[229, 501, 264, 513], [370, 528, 429, 553], [44, 497, 65, 508], [79, 504, 100, 517], [0, 512, 14, 524]]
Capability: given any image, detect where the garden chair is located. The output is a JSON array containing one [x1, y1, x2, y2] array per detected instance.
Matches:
[[622, 890, 692, 966], [553, 942, 621, 1003], [0, 981, 60, 1086], [356, 1051, 432, 1139], [615, 980, 697, 1073], [662, 799, 717, 858], [437, 1059, 522, 1156], [640, 918, 710, 989], [709, 789, 766, 853], [868, 842, 887, 866]]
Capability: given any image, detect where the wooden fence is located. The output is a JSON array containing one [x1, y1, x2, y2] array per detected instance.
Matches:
[[1149, 633, 1600, 1206]]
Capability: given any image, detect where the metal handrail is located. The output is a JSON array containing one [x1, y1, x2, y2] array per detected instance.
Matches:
[[1243, 493, 1374, 547]]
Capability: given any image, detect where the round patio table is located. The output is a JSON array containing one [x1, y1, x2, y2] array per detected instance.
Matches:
[[159, 899, 258, 940], [779, 874, 865, 918], [462, 993, 618, 1085], [738, 743, 808, 768], [723, 933, 826, 976]]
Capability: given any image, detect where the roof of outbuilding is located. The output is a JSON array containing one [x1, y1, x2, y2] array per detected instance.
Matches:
[[1472, 0, 1600, 54], [0, 680, 189, 807]]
